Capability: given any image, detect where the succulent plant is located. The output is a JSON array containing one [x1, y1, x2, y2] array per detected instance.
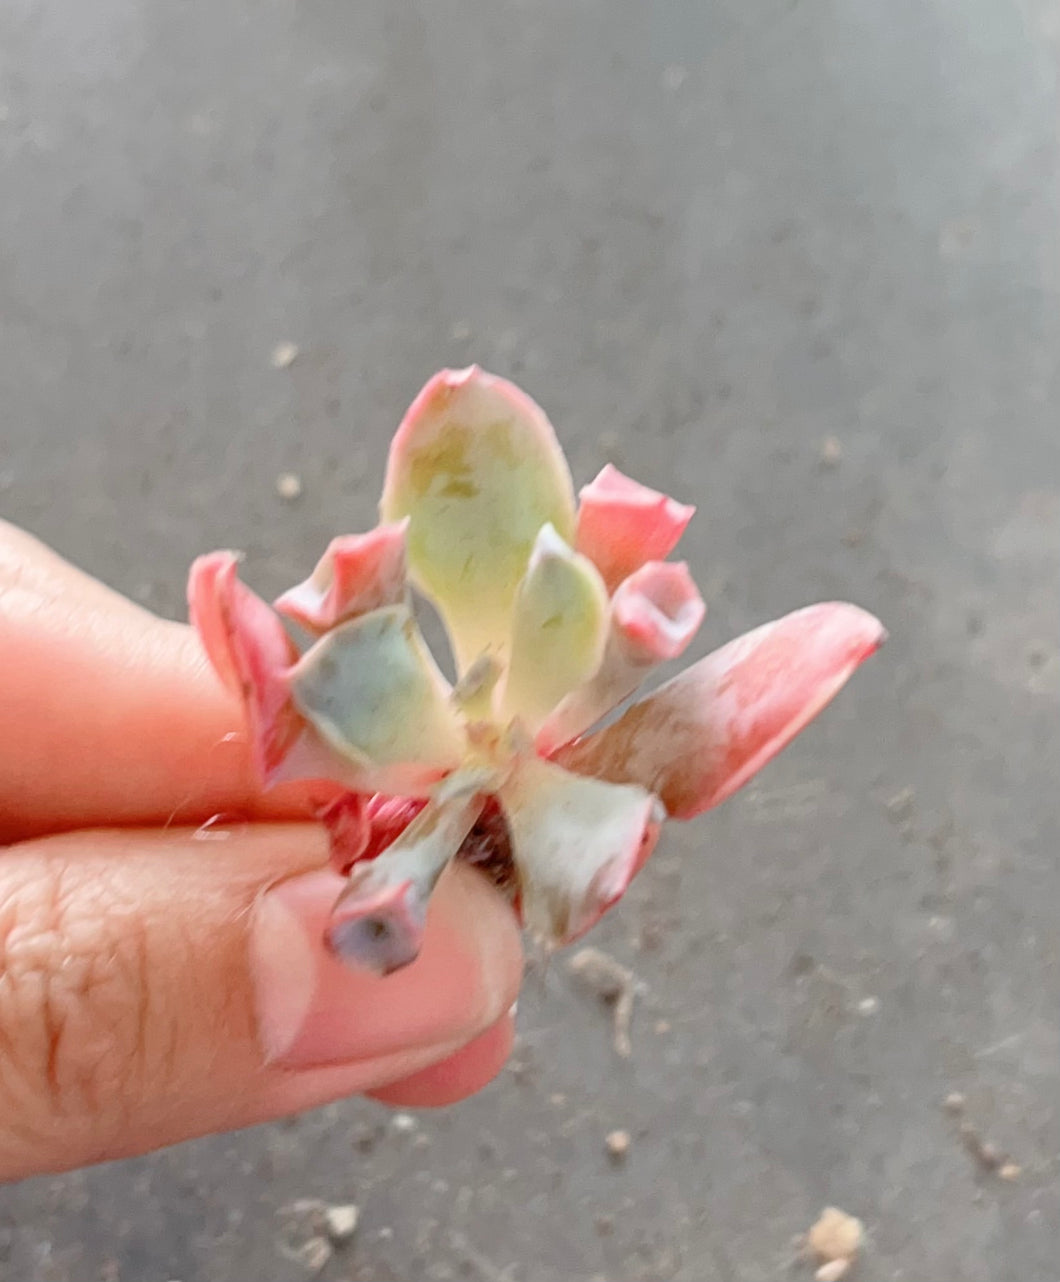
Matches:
[[189, 367, 883, 974]]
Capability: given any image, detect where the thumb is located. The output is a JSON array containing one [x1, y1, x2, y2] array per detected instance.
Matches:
[[0, 825, 521, 1179]]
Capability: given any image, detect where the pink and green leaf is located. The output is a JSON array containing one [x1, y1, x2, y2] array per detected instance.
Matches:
[[499, 755, 663, 946], [189, 552, 376, 789], [380, 367, 577, 672], [188, 551, 306, 780], [273, 521, 409, 634], [289, 604, 465, 795], [575, 464, 694, 593], [553, 602, 885, 818]]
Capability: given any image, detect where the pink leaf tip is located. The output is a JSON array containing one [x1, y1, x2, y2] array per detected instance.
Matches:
[[575, 464, 695, 592], [554, 602, 885, 819], [188, 551, 303, 780], [273, 521, 409, 634], [611, 561, 706, 663]]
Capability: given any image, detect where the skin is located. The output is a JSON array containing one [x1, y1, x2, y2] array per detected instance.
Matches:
[[0, 520, 523, 1181]]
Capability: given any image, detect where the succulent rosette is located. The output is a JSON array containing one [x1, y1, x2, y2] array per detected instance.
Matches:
[[189, 367, 883, 974]]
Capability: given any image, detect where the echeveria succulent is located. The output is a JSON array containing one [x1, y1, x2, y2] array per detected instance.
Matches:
[[189, 367, 884, 974]]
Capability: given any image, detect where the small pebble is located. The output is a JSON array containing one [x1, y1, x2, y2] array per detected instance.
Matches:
[[654, 1019, 672, 1035], [391, 1112, 417, 1133], [322, 1203, 359, 1244], [885, 787, 915, 821], [943, 1091, 966, 1114], [998, 1162, 1022, 1181], [271, 341, 300, 370], [351, 1125, 379, 1153], [939, 216, 981, 256], [819, 436, 843, 468], [857, 996, 879, 1015], [662, 64, 687, 91], [605, 1129, 631, 1161], [276, 472, 303, 500], [960, 1120, 1002, 1170], [806, 1206, 864, 1263]]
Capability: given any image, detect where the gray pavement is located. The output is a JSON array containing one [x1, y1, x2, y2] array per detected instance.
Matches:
[[1, 1, 1058, 1279]]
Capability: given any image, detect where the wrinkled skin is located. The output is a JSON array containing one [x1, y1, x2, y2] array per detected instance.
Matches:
[[190, 367, 885, 974]]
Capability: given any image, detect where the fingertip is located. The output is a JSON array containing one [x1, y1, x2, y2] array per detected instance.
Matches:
[[250, 862, 523, 1071], [366, 1013, 516, 1108]]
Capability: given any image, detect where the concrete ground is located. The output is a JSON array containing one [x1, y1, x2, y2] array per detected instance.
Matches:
[[1, 1, 1058, 1278]]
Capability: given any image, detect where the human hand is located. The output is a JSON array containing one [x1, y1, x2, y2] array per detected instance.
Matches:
[[0, 521, 522, 1180]]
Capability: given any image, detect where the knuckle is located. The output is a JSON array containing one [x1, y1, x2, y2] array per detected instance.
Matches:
[[0, 855, 175, 1150]]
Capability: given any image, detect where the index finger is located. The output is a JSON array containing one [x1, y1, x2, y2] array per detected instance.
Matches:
[[0, 521, 329, 841]]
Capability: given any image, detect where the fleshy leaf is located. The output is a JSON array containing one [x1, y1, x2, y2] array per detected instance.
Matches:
[[380, 367, 577, 671], [499, 524, 609, 730], [189, 552, 374, 788], [575, 464, 695, 593], [499, 755, 662, 946], [188, 552, 308, 780], [289, 604, 465, 794], [273, 521, 409, 634], [553, 602, 885, 818], [536, 560, 705, 754], [188, 552, 247, 694], [326, 786, 486, 974], [610, 561, 706, 663]]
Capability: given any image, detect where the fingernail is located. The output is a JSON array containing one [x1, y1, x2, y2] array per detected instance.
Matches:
[[249, 865, 518, 1069]]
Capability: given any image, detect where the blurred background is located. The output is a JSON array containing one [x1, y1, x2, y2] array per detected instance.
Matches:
[[1, 1, 1058, 1279]]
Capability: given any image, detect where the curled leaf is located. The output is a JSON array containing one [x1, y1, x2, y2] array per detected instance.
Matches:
[[575, 464, 694, 593], [274, 521, 409, 634], [188, 552, 311, 781], [611, 560, 706, 663]]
